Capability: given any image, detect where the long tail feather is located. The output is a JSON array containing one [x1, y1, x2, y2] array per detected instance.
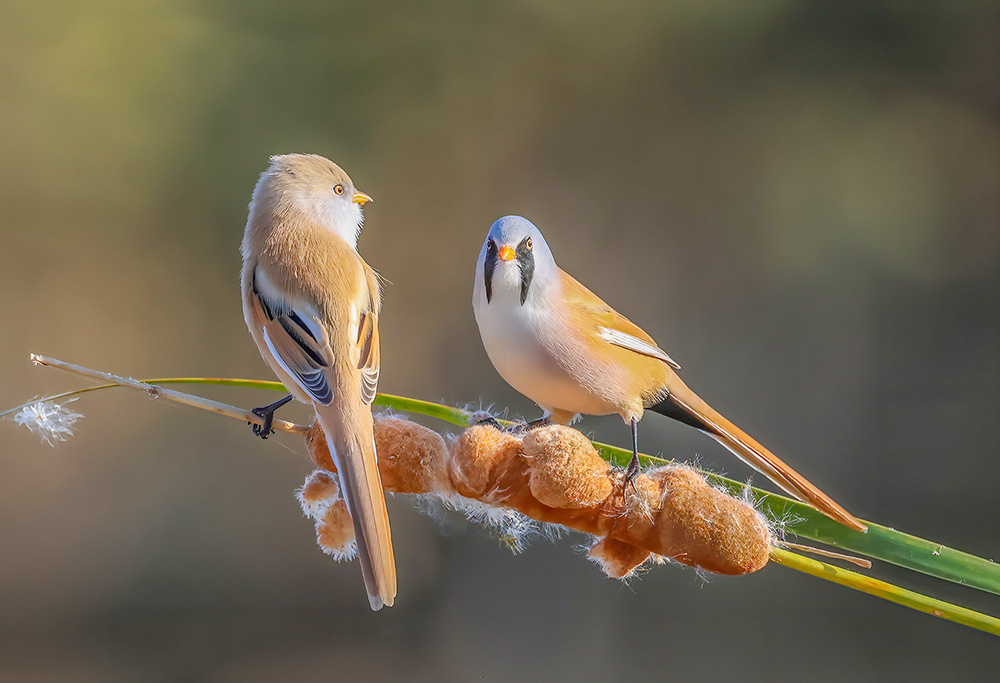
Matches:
[[314, 404, 397, 609], [650, 378, 866, 532]]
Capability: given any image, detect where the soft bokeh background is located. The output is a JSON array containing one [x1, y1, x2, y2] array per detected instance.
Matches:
[[2, 1, 998, 680]]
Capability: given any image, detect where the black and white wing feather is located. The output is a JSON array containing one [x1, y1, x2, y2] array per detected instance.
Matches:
[[251, 272, 335, 405]]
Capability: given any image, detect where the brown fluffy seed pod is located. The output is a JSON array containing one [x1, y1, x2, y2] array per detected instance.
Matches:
[[647, 467, 771, 575], [296, 470, 357, 560], [447, 424, 523, 499], [304, 417, 772, 578], [523, 426, 614, 508], [588, 537, 652, 579], [316, 500, 355, 555]]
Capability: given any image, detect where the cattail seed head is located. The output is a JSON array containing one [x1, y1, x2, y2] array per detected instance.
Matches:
[[302, 417, 772, 578]]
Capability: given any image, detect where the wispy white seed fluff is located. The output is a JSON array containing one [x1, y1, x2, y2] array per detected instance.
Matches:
[[412, 492, 545, 554], [13, 399, 84, 446], [317, 537, 358, 562]]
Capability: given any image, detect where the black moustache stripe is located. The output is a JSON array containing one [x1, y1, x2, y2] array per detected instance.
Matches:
[[484, 241, 497, 303], [517, 237, 534, 306], [483, 238, 535, 305]]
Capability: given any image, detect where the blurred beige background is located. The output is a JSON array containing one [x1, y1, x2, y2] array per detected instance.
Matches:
[[2, 1, 998, 680]]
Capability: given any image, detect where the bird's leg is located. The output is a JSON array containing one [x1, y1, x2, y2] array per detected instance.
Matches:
[[250, 394, 293, 439], [623, 418, 641, 495]]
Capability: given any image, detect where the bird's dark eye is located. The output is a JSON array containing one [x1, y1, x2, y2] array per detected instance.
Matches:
[[525, 237, 533, 250], [487, 238, 496, 252], [334, 184, 345, 195]]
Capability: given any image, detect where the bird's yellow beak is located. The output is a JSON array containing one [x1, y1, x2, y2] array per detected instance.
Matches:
[[352, 191, 372, 205], [498, 245, 516, 261]]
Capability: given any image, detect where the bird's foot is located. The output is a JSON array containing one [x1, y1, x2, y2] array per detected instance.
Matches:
[[250, 407, 275, 439], [470, 414, 550, 435], [503, 416, 550, 435], [621, 454, 642, 500], [248, 394, 293, 440], [469, 410, 500, 429], [470, 414, 504, 431], [525, 416, 550, 430]]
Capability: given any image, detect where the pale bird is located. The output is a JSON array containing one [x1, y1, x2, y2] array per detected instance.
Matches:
[[241, 154, 396, 609], [473, 215, 865, 532]]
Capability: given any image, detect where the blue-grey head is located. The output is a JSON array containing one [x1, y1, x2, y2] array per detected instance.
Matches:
[[476, 215, 559, 307]]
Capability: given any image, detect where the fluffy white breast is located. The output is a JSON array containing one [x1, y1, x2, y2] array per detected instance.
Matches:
[[473, 259, 619, 419]]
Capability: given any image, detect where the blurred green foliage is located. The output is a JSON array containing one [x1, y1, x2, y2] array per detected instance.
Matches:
[[1, 2, 998, 680]]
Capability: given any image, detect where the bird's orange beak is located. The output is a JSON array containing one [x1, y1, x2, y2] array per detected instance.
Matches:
[[352, 191, 372, 205], [498, 245, 516, 261]]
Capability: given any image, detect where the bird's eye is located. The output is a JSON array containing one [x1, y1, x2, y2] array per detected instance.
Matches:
[[487, 238, 496, 252], [334, 184, 345, 195], [525, 237, 533, 250]]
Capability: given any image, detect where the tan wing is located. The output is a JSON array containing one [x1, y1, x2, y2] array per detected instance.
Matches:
[[249, 269, 336, 404], [560, 270, 680, 369], [356, 264, 382, 405]]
